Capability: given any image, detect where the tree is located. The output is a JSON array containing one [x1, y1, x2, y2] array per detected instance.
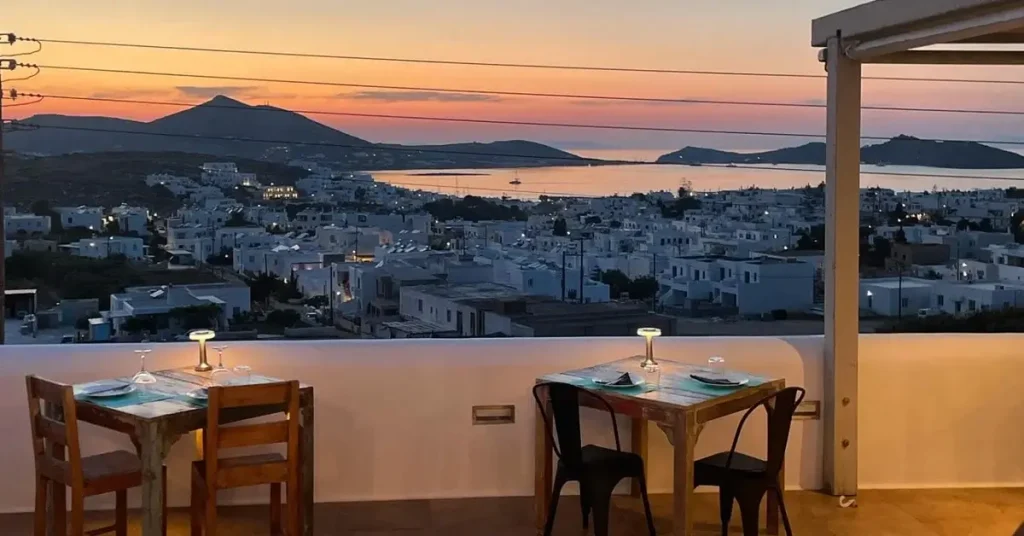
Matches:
[[31, 200, 62, 232], [553, 218, 568, 236], [609, 220, 622, 229], [266, 309, 301, 328], [893, 228, 908, 244], [169, 304, 221, 330], [207, 247, 234, 266], [795, 225, 825, 250], [979, 218, 994, 232], [1013, 211, 1024, 244], [597, 269, 631, 298], [104, 219, 122, 236], [248, 273, 283, 304], [225, 212, 253, 227], [584, 215, 602, 225], [628, 276, 659, 301], [120, 317, 153, 335], [304, 295, 328, 307], [423, 196, 527, 222]]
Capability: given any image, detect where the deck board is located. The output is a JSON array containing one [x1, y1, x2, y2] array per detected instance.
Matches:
[[2, 488, 1022, 535]]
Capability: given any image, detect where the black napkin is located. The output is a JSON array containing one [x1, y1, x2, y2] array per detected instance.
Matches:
[[690, 373, 739, 386], [611, 372, 636, 386]]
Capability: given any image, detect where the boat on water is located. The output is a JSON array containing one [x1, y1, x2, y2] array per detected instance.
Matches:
[[726, 163, 738, 168], [509, 171, 522, 185], [687, 162, 703, 167]]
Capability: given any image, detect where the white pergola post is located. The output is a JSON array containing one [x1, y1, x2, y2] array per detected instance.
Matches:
[[823, 35, 861, 497]]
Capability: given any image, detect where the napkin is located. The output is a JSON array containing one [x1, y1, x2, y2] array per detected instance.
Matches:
[[610, 372, 636, 386], [689, 373, 740, 386]]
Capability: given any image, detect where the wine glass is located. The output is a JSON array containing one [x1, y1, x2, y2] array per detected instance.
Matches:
[[707, 355, 726, 377], [132, 349, 157, 390], [210, 346, 232, 385], [233, 365, 252, 385]]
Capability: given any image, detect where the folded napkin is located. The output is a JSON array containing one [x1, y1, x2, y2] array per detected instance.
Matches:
[[610, 372, 636, 386], [690, 373, 739, 386]]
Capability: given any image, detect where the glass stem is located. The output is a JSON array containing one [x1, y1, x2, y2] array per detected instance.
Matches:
[[140, 355, 146, 372]]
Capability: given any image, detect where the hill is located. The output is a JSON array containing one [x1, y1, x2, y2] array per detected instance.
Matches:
[[2, 151, 311, 214], [8, 96, 591, 169], [656, 135, 1024, 169]]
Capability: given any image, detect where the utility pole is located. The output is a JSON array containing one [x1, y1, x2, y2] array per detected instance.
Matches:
[[0, 61, 9, 344], [578, 237, 584, 304], [561, 249, 566, 301]]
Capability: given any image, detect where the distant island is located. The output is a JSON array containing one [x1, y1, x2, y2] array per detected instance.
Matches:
[[656, 135, 1024, 169], [7, 95, 599, 171]]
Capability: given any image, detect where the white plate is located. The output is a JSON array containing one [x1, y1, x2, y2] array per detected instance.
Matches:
[[690, 375, 749, 388], [186, 388, 209, 401], [593, 376, 647, 389], [82, 382, 136, 398]]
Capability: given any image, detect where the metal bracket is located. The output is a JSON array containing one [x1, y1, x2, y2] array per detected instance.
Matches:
[[0, 59, 16, 70], [0, 33, 14, 45]]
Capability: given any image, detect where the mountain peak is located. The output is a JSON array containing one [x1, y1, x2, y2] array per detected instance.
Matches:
[[201, 95, 248, 108]]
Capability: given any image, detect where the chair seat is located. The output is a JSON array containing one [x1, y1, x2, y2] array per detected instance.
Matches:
[[192, 452, 285, 474], [79, 450, 143, 495], [559, 445, 644, 478], [695, 451, 767, 479]]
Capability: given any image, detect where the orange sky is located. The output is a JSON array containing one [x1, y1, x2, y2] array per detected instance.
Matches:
[[5, 0, 1024, 150]]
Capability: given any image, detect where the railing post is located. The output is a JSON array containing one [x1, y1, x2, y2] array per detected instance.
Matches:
[[824, 34, 861, 497]]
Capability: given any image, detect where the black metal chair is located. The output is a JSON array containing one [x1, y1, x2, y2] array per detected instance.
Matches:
[[533, 382, 656, 536], [694, 386, 805, 536]]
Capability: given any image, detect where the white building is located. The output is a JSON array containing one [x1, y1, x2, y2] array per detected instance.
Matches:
[[109, 283, 251, 336], [860, 278, 936, 317], [56, 206, 104, 231], [4, 213, 51, 237], [660, 256, 815, 315], [110, 205, 150, 236], [64, 236, 145, 260]]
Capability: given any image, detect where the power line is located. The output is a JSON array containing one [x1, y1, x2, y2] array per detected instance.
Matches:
[[27, 36, 1024, 86], [22, 63, 1024, 114], [10, 121, 1024, 184], [13, 88, 1024, 120], [11, 91, 1024, 148]]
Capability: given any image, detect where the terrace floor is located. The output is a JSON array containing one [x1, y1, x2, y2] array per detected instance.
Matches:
[[2, 488, 1022, 535]]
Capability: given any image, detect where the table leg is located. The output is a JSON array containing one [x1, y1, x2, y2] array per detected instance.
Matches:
[[138, 422, 167, 536], [766, 387, 784, 535], [630, 417, 648, 497], [533, 384, 553, 535], [672, 411, 698, 536], [300, 394, 316, 536]]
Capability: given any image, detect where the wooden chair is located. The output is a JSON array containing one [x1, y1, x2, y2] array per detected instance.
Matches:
[[191, 381, 301, 536], [25, 375, 167, 536]]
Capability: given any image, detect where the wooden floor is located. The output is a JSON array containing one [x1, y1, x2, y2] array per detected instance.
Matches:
[[3, 488, 1023, 535]]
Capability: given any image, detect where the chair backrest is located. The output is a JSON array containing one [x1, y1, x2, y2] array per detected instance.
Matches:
[[25, 375, 83, 489], [726, 386, 806, 477], [204, 381, 300, 489], [532, 382, 621, 471]]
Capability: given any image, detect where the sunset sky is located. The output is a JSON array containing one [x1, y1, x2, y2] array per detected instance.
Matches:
[[5, 0, 1024, 152]]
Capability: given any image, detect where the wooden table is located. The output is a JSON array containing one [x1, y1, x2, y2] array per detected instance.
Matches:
[[69, 368, 315, 536], [535, 358, 785, 536]]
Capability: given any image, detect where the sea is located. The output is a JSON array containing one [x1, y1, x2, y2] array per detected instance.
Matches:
[[370, 149, 1024, 200]]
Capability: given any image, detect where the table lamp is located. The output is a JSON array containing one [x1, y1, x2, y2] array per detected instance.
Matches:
[[637, 327, 661, 370], [188, 329, 216, 372]]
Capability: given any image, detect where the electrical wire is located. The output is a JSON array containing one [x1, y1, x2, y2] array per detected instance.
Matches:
[[27, 36, 1024, 86], [6, 37, 42, 57], [15, 88, 1024, 119], [10, 121, 1024, 184], [1, 64, 39, 82], [10, 91, 1024, 148], [2, 96, 43, 107], [20, 63, 1024, 117]]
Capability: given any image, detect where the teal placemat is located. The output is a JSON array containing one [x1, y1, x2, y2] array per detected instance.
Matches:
[[661, 373, 766, 398], [77, 388, 174, 409]]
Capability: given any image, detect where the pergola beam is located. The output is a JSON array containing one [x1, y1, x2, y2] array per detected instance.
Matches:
[[844, 4, 1024, 60], [866, 50, 1024, 64], [823, 36, 861, 498]]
